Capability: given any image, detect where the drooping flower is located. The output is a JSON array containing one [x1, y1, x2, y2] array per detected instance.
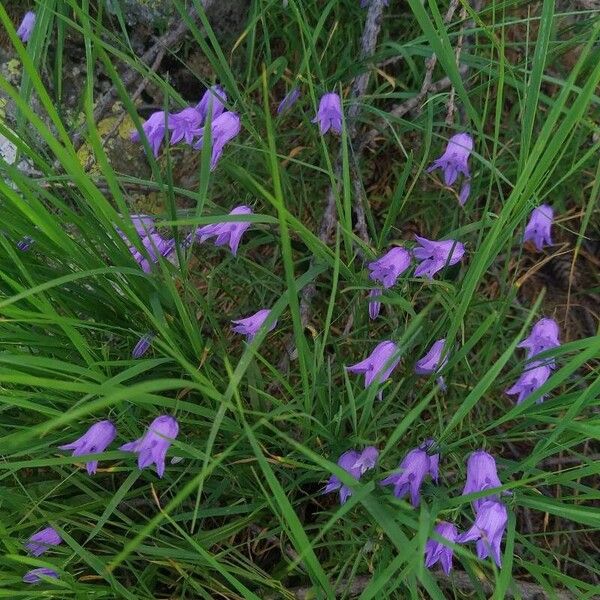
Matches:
[[313, 92, 343, 135], [413, 236, 465, 279], [23, 568, 59, 584], [196, 85, 227, 122], [524, 204, 553, 251], [462, 450, 502, 510], [457, 500, 508, 567], [277, 87, 301, 115], [193, 111, 241, 170], [380, 443, 439, 507], [346, 341, 400, 389], [25, 527, 62, 557], [518, 317, 560, 365], [168, 107, 203, 145], [324, 447, 378, 504], [425, 521, 458, 575], [415, 339, 448, 375], [129, 232, 176, 273], [231, 309, 276, 342], [17, 235, 35, 251], [505, 362, 551, 405], [195, 205, 253, 255], [368, 247, 412, 288], [131, 110, 168, 158], [58, 420, 117, 475], [427, 133, 474, 204], [17, 11, 36, 43], [120, 415, 179, 478], [368, 288, 383, 320], [132, 333, 154, 359]]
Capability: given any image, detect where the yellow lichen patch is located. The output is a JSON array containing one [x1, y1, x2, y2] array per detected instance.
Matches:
[[6, 58, 21, 78], [118, 114, 136, 140]]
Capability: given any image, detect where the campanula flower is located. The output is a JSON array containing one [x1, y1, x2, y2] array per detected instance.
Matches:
[[196, 85, 227, 122], [346, 341, 400, 388], [23, 568, 59, 584], [368, 247, 412, 288], [129, 232, 176, 273], [462, 450, 502, 510], [313, 92, 343, 135], [277, 87, 301, 115], [25, 527, 62, 557], [193, 111, 241, 170], [427, 133, 473, 204], [168, 107, 203, 145], [324, 447, 378, 504], [196, 205, 253, 255], [131, 110, 168, 158], [17, 11, 36, 43], [368, 288, 382, 320], [413, 236, 465, 279], [17, 235, 35, 251], [132, 333, 154, 359], [415, 339, 448, 375], [425, 521, 458, 575], [524, 204, 553, 251], [120, 415, 179, 478], [58, 420, 117, 475], [457, 500, 508, 567], [518, 317, 560, 365], [380, 443, 439, 507], [231, 309, 276, 342], [505, 362, 551, 404]]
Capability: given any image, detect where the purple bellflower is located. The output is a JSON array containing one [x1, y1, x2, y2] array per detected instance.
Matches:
[[196, 85, 227, 122], [196, 205, 253, 255], [313, 92, 343, 135], [132, 333, 154, 358], [415, 339, 448, 375], [129, 232, 176, 273], [131, 110, 168, 158], [518, 317, 560, 365], [505, 362, 551, 405], [277, 87, 301, 115], [17, 235, 35, 251], [17, 11, 36, 43], [425, 521, 458, 575], [193, 111, 241, 170], [457, 500, 508, 567], [231, 309, 276, 342], [413, 236, 465, 279], [427, 133, 473, 205], [368, 247, 412, 288], [462, 450, 502, 510], [58, 420, 117, 475], [168, 107, 203, 145], [23, 568, 59, 584], [324, 447, 378, 504], [368, 288, 383, 320], [25, 527, 62, 557], [346, 341, 400, 389], [120, 415, 179, 478], [524, 204, 553, 251], [380, 443, 439, 507]]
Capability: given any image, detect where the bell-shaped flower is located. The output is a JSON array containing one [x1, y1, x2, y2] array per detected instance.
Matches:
[[324, 447, 378, 504], [17, 236, 35, 251], [352, 446, 379, 475], [193, 111, 241, 170], [368, 288, 383, 320], [120, 415, 179, 478], [457, 500, 508, 567], [23, 568, 59, 584], [58, 420, 117, 475], [505, 362, 551, 405], [196, 205, 253, 255], [25, 527, 62, 557], [346, 341, 400, 388], [168, 107, 203, 145], [368, 247, 412, 288], [196, 85, 227, 122], [415, 339, 448, 375], [380, 444, 439, 507], [231, 308, 276, 342], [132, 333, 154, 359], [277, 87, 301, 115], [524, 204, 553, 251], [425, 521, 458, 575], [413, 236, 465, 279], [131, 110, 168, 158], [313, 92, 343, 135], [462, 450, 502, 510], [427, 133, 474, 201], [17, 11, 36, 43], [518, 317, 560, 366]]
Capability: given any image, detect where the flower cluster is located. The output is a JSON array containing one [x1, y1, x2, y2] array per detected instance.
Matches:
[[21, 526, 61, 584]]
